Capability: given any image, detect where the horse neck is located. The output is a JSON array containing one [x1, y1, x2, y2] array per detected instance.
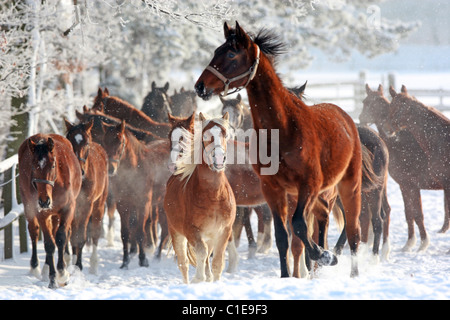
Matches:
[[121, 132, 142, 168], [191, 163, 227, 191], [245, 54, 300, 131]]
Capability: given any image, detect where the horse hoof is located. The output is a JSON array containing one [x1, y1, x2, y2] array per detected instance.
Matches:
[[139, 258, 149, 267], [318, 250, 338, 266]]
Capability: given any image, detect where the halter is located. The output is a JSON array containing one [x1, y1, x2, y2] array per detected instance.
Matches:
[[202, 138, 227, 170], [32, 178, 56, 189], [206, 45, 260, 97]]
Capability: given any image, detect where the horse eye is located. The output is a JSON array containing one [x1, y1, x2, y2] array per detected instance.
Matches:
[[228, 52, 235, 59]]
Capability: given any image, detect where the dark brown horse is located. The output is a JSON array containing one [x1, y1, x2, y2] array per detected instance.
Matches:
[[388, 85, 450, 247], [170, 87, 198, 118], [164, 113, 237, 283], [100, 120, 171, 269], [18, 134, 82, 288], [195, 22, 362, 277], [65, 119, 109, 274], [360, 84, 448, 252], [92, 87, 171, 138], [141, 81, 172, 123]]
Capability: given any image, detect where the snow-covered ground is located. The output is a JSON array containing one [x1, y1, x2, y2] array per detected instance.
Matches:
[[0, 175, 449, 300]]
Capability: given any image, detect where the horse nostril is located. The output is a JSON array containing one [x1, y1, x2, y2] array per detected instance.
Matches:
[[195, 81, 205, 97], [39, 198, 51, 209]]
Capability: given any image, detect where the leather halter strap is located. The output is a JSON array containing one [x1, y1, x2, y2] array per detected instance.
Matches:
[[206, 45, 260, 97], [32, 178, 55, 188]]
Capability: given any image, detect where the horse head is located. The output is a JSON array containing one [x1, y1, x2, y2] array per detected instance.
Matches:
[[101, 120, 127, 176], [195, 21, 261, 99], [220, 93, 245, 133], [200, 112, 230, 172], [141, 81, 172, 122], [167, 112, 195, 174], [359, 84, 391, 127], [28, 136, 57, 211], [65, 118, 94, 177], [388, 85, 414, 134]]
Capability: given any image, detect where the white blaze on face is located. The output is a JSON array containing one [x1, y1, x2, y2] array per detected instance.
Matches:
[[169, 127, 183, 172], [75, 133, 84, 145], [205, 125, 226, 168], [38, 158, 46, 169]]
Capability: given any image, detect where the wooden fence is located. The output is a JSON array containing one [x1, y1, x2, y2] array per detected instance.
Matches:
[[0, 155, 26, 260]]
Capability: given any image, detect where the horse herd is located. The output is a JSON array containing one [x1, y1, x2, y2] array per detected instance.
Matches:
[[17, 22, 449, 288]]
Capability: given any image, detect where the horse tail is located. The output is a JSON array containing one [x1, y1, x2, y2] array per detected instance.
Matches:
[[361, 144, 384, 192]]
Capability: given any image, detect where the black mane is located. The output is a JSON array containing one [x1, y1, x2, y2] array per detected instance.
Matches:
[[252, 28, 287, 57]]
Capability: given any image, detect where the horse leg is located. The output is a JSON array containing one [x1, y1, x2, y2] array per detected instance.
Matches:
[[27, 216, 41, 278], [170, 230, 189, 284], [232, 207, 245, 248], [106, 191, 116, 247], [243, 207, 257, 259], [380, 188, 391, 261], [136, 201, 151, 267], [261, 184, 290, 278], [55, 207, 74, 287], [118, 207, 131, 269], [368, 188, 384, 262], [226, 236, 239, 273], [191, 236, 208, 283], [359, 192, 371, 248], [89, 197, 106, 274], [399, 185, 428, 251], [38, 215, 57, 288], [156, 205, 169, 259], [256, 204, 273, 254], [291, 231, 306, 278], [211, 228, 233, 282], [337, 172, 362, 277], [439, 188, 450, 233]]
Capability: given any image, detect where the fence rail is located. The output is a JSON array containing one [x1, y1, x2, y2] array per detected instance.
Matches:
[[0, 154, 26, 260]]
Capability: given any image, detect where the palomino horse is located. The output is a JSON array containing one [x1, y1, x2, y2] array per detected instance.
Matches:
[[388, 85, 450, 245], [195, 22, 362, 277], [219, 94, 272, 256], [360, 84, 448, 252], [164, 113, 237, 283], [92, 87, 171, 138], [141, 81, 172, 123], [101, 120, 171, 269], [65, 119, 109, 274], [18, 134, 82, 288], [170, 87, 198, 118]]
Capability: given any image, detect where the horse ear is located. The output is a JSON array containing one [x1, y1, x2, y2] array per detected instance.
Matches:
[[237, 93, 242, 102], [223, 112, 229, 121], [104, 87, 109, 96], [389, 86, 397, 98], [167, 113, 176, 125], [401, 85, 408, 94], [151, 81, 156, 91], [83, 105, 89, 113], [187, 112, 195, 128], [76, 110, 84, 121], [224, 21, 232, 39], [64, 118, 74, 133], [97, 87, 103, 97], [199, 112, 206, 122], [365, 84, 372, 95], [235, 21, 250, 47], [27, 138, 37, 154], [47, 137, 54, 153], [164, 82, 170, 93], [377, 84, 384, 94]]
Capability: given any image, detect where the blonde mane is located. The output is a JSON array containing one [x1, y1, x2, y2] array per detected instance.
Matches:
[[174, 114, 230, 184]]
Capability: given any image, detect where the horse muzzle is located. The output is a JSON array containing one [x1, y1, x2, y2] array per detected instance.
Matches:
[[195, 81, 213, 101]]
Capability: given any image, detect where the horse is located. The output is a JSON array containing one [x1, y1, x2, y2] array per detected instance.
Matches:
[[100, 120, 171, 269], [195, 22, 362, 277], [141, 81, 172, 123], [64, 119, 109, 274], [170, 87, 198, 118], [360, 84, 448, 252], [18, 134, 82, 288], [92, 87, 171, 138], [164, 112, 237, 283], [388, 85, 450, 244], [220, 93, 253, 134]]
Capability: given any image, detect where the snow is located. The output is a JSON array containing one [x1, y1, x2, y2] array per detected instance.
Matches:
[[1, 175, 450, 300]]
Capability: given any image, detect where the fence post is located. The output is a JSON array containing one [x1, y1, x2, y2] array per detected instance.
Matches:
[[353, 70, 367, 119], [3, 165, 14, 259], [388, 73, 396, 90]]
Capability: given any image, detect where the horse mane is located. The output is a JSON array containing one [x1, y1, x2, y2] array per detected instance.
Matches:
[[174, 115, 230, 185], [252, 28, 287, 57], [399, 92, 449, 122]]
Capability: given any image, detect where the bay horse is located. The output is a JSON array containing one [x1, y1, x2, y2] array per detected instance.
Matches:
[[92, 87, 171, 138], [18, 134, 82, 288], [141, 81, 172, 123], [388, 85, 450, 244], [64, 119, 109, 274], [170, 87, 198, 118], [360, 84, 447, 252], [164, 113, 237, 283], [195, 22, 362, 277], [100, 120, 171, 269]]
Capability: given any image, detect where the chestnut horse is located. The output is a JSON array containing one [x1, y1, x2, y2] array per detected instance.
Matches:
[[360, 84, 448, 252], [101, 120, 171, 269], [18, 134, 82, 288], [164, 113, 237, 283], [92, 87, 171, 138], [65, 119, 109, 274], [388, 85, 450, 246], [195, 22, 362, 277]]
